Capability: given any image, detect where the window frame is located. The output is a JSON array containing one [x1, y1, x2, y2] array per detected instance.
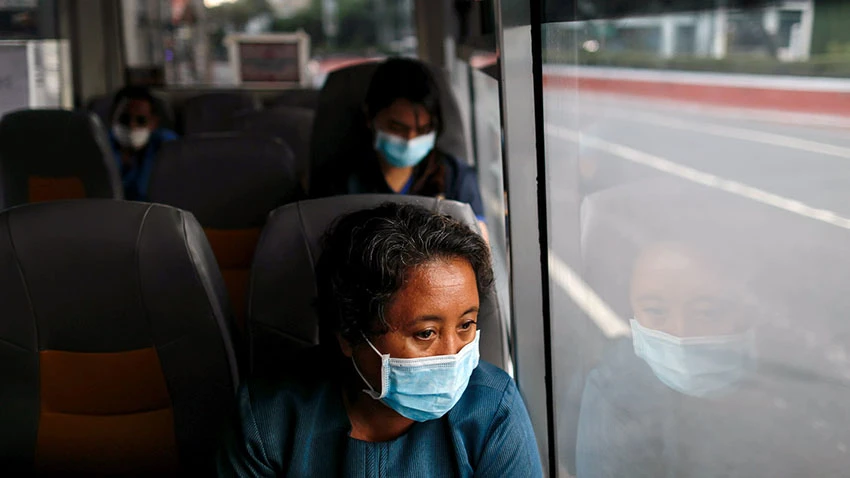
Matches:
[[495, 0, 556, 473]]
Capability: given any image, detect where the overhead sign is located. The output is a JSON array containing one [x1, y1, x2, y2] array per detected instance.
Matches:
[[0, 0, 38, 9], [227, 32, 311, 88], [239, 42, 300, 82]]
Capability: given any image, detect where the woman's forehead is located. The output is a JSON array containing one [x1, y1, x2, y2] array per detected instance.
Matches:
[[385, 259, 478, 324], [381, 99, 431, 122], [630, 242, 747, 300]]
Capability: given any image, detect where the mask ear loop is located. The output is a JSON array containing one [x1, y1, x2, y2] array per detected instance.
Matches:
[[352, 332, 386, 400]]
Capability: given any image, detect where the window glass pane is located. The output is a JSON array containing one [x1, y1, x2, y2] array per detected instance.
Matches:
[[122, 0, 416, 87], [542, 1, 850, 476], [0, 1, 69, 115]]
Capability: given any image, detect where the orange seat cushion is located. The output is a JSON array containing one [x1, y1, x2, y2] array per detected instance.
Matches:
[[204, 228, 262, 330], [28, 176, 87, 203], [36, 348, 178, 475]]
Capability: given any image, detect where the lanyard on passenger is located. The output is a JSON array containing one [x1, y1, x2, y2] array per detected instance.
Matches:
[[399, 175, 414, 195]]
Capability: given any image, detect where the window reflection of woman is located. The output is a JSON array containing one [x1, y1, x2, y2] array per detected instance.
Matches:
[[575, 238, 765, 478], [628, 242, 758, 399], [575, 235, 850, 476]]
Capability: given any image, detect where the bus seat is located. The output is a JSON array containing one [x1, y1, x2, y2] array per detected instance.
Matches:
[[181, 92, 258, 135], [0, 200, 238, 475], [86, 91, 176, 131], [86, 94, 113, 126], [265, 88, 320, 110], [0, 109, 123, 210], [233, 106, 315, 191], [247, 194, 509, 378], [149, 133, 301, 330], [308, 60, 469, 195]]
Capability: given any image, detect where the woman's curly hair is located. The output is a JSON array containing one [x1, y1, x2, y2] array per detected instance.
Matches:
[[315, 202, 493, 345]]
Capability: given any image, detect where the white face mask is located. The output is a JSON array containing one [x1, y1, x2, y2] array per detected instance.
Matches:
[[112, 124, 151, 150]]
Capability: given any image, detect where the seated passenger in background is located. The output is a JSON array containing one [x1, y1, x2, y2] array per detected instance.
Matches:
[[108, 86, 177, 201], [216, 203, 541, 477], [314, 57, 489, 240]]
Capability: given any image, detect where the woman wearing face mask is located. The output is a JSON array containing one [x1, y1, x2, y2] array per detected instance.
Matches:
[[216, 203, 541, 477], [108, 86, 178, 201], [574, 237, 770, 478], [571, 189, 850, 478], [312, 58, 489, 241]]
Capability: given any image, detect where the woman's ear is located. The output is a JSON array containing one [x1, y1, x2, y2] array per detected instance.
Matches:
[[337, 333, 354, 358]]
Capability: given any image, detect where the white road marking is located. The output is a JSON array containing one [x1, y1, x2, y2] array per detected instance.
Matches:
[[595, 108, 850, 159], [546, 123, 850, 231], [547, 250, 630, 339]]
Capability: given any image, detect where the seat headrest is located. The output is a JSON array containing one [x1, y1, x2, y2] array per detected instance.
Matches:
[[0, 109, 113, 175], [86, 92, 175, 130], [247, 194, 504, 375], [182, 93, 258, 135], [0, 109, 123, 208], [0, 199, 236, 365], [149, 133, 300, 229], [309, 61, 468, 193], [233, 106, 315, 189], [86, 95, 114, 127], [266, 89, 320, 110]]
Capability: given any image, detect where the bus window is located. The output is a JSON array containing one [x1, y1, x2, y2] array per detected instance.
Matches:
[[121, 0, 417, 88], [538, 1, 850, 476], [0, 1, 71, 116]]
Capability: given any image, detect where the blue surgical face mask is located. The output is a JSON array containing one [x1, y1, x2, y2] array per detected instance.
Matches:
[[630, 319, 755, 398], [353, 330, 480, 422], [374, 129, 436, 168]]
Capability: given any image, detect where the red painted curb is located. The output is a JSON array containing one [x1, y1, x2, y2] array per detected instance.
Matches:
[[543, 73, 850, 117]]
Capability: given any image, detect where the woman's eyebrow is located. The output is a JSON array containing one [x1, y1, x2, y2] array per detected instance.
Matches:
[[635, 295, 664, 303], [410, 315, 443, 324], [407, 307, 479, 325], [389, 118, 414, 130], [460, 306, 479, 317], [685, 297, 724, 308]]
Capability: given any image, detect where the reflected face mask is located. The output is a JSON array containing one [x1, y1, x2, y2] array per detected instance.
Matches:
[[374, 129, 436, 168], [630, 319, 755, 398], [353, 330, 480, 422]]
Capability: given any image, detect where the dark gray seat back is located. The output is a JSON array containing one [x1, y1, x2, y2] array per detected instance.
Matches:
[[233, 106, 315, 192], [247, 194, 508, 377]]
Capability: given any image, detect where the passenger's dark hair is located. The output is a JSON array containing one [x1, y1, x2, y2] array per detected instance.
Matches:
[[109, 85, 158, 122], [365, 58, 448, 196], [364, 57, 443, 135], [315, 202, 493, 346]]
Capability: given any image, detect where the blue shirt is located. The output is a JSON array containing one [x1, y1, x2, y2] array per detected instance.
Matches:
[[575, 338, 850, 477], [326, 150, 487, 222], [216, 351, 542, 477], [109, 128, 178, 201]]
